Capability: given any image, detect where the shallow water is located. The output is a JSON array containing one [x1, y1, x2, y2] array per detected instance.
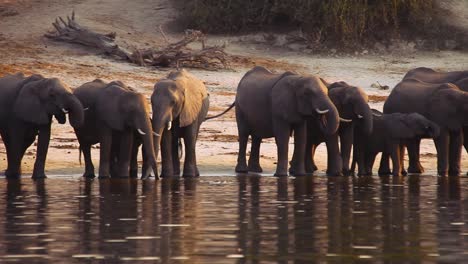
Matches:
[[0, 175, 467, 263]]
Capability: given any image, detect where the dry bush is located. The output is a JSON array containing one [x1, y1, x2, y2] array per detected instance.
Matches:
[[175, 0, 445, 47]]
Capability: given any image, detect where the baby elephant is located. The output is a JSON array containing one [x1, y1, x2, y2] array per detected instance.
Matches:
[[352, 109, 440, 177]]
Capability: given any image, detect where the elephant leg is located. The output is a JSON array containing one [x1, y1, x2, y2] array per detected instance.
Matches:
[[399, 144, 407, 176], [366, 152, 377, 176], [391, 143, 402, 177], [325, 134, 342, 176], [129, 134, 139, 178], [32, 123, 51, 179], [115, 130, 133, 178], [235, 108, 249, 173], [448, 129, 462, 176], [81, 144, 95, 178], [98, 127, 113, 179], [5, 125, 28, 178], [171, 129, 181, 176], [340, 126, 353, 176], [161, 128, 174, 177], [248, 136, 263, 173], [378, 151, 391, 176], [182, 125, 198, 177], [289, 122, 306, 176], [273, 120, 291, 177], [305, 143, 318, 174], [463, 128, 468, 176], [407, 138, 424, 173], [434, 130, 449, 177]]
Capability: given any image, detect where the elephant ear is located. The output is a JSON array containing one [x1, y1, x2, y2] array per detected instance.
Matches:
[[179, 73, 208, 127], [13, 77, 50, 125], [295, 76, 325, 116], [97, 84, 125, 130]]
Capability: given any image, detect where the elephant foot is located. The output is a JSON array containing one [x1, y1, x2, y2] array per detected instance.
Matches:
[[289, 169, 307, 177], [83, 172, 96, 179], [407, 164, 424, 174], [248, 163, 263, 173], [129, 169, 138, 178], [274, 172, 288, 177], [5, 170, 21, 179], [437, 170, 447, 177], [326, 170, 343, 177], [378, 169, 391, 176], [161, 170, 177, 178], [182, 173, 198, 178], [342, 168, 352, 176], [98, 174, 111, 179], [32, 171, 47, 179], [392, 172, 403, 177], [448, 170, 460, 177], [235, 163, 248, 173]]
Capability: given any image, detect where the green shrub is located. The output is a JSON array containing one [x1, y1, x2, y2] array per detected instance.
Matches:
[[174, 0, 439, 46]]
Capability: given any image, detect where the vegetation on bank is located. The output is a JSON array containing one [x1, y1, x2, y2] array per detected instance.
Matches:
[[174, 0, 463, 49]]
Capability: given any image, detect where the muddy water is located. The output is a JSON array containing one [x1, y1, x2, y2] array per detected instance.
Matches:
[[0, 175, 467, 263]]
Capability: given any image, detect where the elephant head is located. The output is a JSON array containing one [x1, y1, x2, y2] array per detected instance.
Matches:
[[386, 112, 440, 139], [328, 81, 373, 134], [13, 74, 84, 127], [98, 83, 158, 178], [272, 75, 339, 135], [151, 70, 208, 159]]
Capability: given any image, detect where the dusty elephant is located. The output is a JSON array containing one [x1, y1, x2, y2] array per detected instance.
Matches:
[[73, 79, 158, 179], [383, 78, 468, 176], [296, 80, 373, 176], [234, 66, 339, 176], [0, 73, 84, 178], [352, 109, 440, 177], [152, 69, 209, 178]]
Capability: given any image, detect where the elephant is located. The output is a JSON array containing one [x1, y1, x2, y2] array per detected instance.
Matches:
[[73, 79, 158, 179], [351, 109, 440, 177], [234, 66, 339, 176], [0, 73, 84, 178], [296, 80, 373, 176], [151, 69, 209, 178], [383, 78, 468, 176]]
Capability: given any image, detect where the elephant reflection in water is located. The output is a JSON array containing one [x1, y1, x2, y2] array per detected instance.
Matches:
[[73, 79, 158, 179], [0, 73, 84, 178]]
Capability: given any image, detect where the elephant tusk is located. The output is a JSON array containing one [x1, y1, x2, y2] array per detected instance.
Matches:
[[358, 114, 364, 119], [167, 120, 172, 130], [137, 128, 146, 135], [62, 108, 69, 114], [315, 108, 329, 114], [372, 112, 383, 117], [83, 107, 89, 111], [153, 132, 161, 137], [340, 117, 352, 122]]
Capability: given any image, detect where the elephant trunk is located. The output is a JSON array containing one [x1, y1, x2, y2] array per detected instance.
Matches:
[[357, 101, 373, 135], [65, 94, 85, 128], [317, 97, 340, 136], [152, 111, 171, 170], [137, 116, 159, 179]]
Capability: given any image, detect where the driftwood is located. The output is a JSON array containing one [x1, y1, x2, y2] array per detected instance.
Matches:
[[45, 12, 229, 70]]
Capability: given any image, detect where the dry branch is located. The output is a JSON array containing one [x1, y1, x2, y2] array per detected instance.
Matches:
[[45, 12, 229, 70]]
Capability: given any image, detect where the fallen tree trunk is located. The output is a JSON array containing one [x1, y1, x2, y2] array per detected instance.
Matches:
[[45, 12, 229, 70]]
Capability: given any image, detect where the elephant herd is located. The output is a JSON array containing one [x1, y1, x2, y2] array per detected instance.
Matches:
[[0, 66, 466, 179]]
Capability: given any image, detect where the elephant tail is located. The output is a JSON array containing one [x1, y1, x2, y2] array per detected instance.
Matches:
[[78, 146, 82, 165], [204, 101, 235, 121]]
